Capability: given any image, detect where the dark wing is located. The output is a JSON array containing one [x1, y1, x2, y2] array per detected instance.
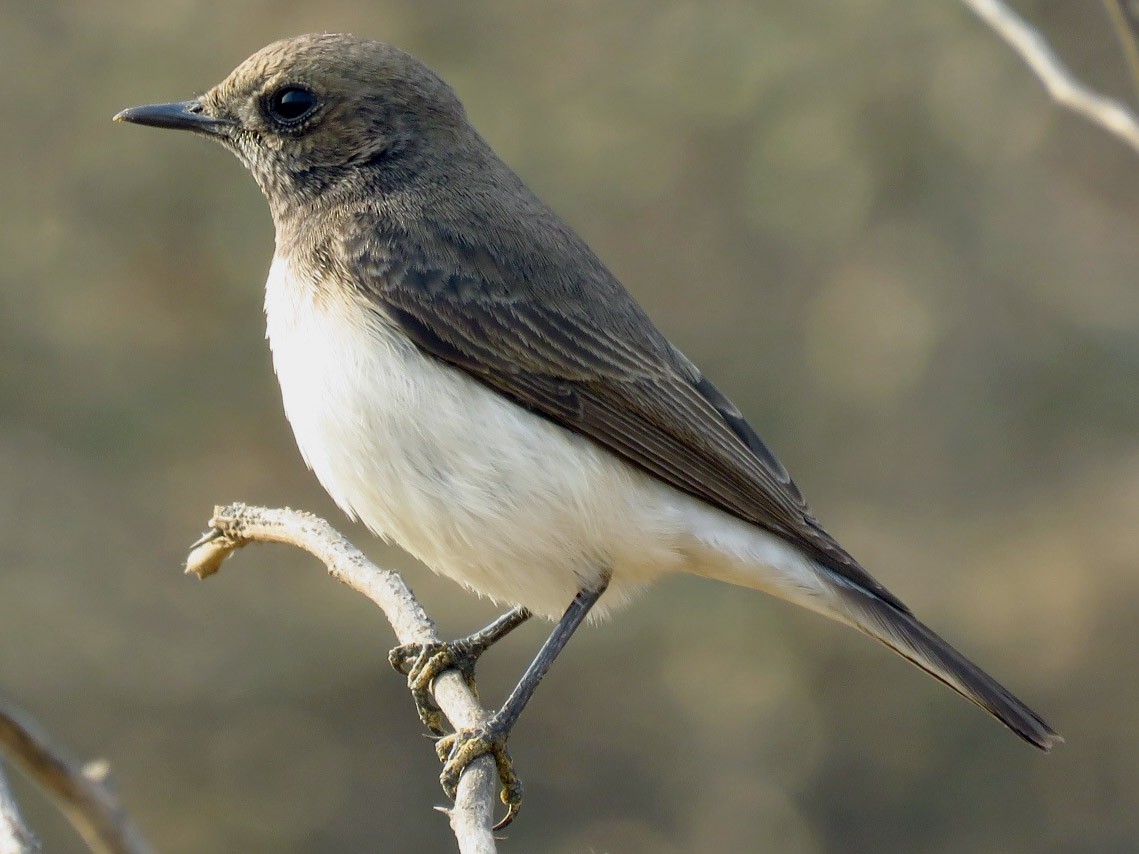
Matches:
[[339, 219, 908, 613]]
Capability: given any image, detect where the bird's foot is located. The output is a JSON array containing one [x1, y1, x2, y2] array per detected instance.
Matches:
[[436, 717, 522, 830], [389, 638, 483, 735], [390, 608, 531, 735]]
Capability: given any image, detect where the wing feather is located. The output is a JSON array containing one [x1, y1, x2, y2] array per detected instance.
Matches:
[[340, 220, 908, 612]]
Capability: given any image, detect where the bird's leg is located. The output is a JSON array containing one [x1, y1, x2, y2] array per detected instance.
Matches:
[[436, 578, 609, 830], [389, 606, 532, 734]]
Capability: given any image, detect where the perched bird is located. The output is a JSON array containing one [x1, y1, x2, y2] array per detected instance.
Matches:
[[116, 33, 1058, 828]]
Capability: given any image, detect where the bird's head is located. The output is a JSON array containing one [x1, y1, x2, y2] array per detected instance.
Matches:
[[115, 33, 472, 216]]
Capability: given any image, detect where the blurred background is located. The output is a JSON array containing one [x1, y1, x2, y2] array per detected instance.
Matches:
[[2, 1, 1137, 851]]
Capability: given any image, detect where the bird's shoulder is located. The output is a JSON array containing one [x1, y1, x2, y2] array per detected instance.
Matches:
[[336, 197, 682, 375]]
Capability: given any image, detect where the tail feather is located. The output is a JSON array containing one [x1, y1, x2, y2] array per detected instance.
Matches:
[[833, 584, 1060, 751], [681, 506, 1059, 747]]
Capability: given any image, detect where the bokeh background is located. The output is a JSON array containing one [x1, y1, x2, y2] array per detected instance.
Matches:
[[2, 1, 1137, 851]]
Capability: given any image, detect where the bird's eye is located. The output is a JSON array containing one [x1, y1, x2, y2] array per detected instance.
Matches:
[[265, 86, 318, 125]]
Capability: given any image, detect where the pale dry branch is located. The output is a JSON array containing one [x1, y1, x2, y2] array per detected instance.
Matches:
[[0, 696, 151, 854], [1104, 0, 1139, 103], [962, 0, 1139, 154], [0, 761, 39, 854], [187, 503, 500, 854]]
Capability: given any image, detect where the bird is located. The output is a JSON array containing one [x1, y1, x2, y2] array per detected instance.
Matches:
[[115, 32, 1058, 828]]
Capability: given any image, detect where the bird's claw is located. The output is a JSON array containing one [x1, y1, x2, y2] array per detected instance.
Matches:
[[389, 640, 480, 735], [436, 721, 523, 830]]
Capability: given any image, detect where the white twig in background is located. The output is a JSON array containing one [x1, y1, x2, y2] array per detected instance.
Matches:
[[0, 697, 151, 854], [962, 0, 1139, 154], [1103, 0, 1139, 103], [187, 503, 500, 854], [0, 761, 39, 854]]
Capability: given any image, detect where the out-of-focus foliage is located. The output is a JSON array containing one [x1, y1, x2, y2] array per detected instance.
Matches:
[[2, 2, 1137, 851]]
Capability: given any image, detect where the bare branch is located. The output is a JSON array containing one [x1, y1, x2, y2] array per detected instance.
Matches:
[[962, 0, 1139, 154], [1104, 0, 1139, 103], [0, 761, 39, 854], [0, 696, 151, 854], [187, 503, 500, 854]]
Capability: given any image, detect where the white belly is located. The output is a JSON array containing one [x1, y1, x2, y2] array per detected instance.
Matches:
[[264, 255, 698, 618], [264, 255, 833, 621]]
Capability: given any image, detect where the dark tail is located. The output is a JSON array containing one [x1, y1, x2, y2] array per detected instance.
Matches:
[[833, 584, 1060, 750]]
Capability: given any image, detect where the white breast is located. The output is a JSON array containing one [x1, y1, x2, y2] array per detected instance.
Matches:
[[263, 254, 834, 622], [263, 254, 694, 618]]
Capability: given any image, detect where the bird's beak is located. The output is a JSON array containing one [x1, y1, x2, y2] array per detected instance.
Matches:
[[113, 99, 232, 134]]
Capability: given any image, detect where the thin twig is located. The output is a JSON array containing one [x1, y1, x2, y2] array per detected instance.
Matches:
[[0, 761, 39, 854], [1104, 0, 1139, 104], [186, 503, 500, 854], [961, 0, 1139, 154], [0, 696, 151, 854]]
